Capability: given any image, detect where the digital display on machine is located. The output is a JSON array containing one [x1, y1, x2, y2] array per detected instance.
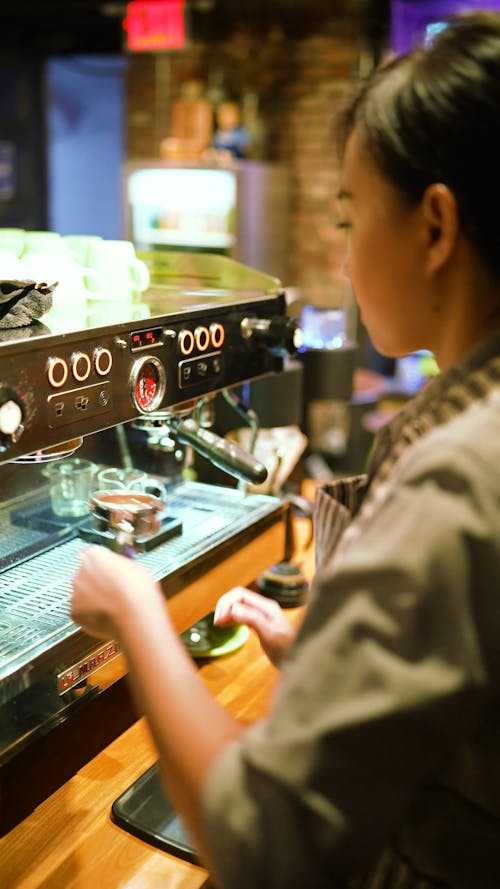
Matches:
[[131, 327, 163, 351]]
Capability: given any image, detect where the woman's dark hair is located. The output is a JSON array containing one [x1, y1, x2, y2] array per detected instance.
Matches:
[[337, 11, 500, 276]]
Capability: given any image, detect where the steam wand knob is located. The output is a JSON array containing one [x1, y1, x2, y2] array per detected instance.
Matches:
[[240, 315, 303, 357]]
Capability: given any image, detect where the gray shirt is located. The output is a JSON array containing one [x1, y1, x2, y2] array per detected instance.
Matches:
[[202, 338, 500, 889]]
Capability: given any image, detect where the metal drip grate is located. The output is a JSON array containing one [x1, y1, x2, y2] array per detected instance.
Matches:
[[0, 509, 47, 561], [0, 538, 79, 664], [0, 483, 280, 685]]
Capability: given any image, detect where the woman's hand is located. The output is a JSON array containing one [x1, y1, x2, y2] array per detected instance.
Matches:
[[71, 545, 161, 640], [214, 587, 296, 668]]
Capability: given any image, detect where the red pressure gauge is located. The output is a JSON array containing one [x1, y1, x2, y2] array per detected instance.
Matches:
[[129, 356, 166, 413]]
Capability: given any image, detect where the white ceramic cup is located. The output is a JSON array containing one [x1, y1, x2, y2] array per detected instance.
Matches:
[[20, 253, 105, 315], [0, 228, 25, 257], [63, 234, 104, 266], [22, 231, 67, 255], [0, 252, 24, 279], [85, 239, 150, 303]]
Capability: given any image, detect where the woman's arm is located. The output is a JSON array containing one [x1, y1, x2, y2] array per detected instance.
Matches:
[[71, 545, 244, 869]]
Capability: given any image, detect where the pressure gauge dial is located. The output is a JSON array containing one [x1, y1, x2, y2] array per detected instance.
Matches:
[[129, 355, 166, 413]]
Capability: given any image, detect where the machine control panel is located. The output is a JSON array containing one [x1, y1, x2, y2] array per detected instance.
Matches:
[[178, 351, 223, 390], [47, 381, 113, 429], [0, 291, 297, 462]]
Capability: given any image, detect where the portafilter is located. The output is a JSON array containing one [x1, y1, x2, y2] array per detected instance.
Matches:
[[89, 489, 166, 556]]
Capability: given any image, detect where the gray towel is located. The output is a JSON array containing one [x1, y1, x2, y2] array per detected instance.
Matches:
[[0, 279, 56, 328]]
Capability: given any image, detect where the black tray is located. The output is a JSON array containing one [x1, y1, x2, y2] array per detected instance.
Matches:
[[10, 501, 183, 552], [111, 762, 198, 864], [78, 514, 182, 551]]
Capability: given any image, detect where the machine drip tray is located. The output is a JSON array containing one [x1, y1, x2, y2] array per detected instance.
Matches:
[[111, 763, 198, 864], [10, 502, 84, 533]]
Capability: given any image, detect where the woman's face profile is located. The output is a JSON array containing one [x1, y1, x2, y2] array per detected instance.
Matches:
[[338, 129, 432, 359]]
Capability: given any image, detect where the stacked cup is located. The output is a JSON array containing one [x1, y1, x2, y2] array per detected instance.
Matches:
[[82, 239, 150, 324], [19, 231, 106, 327], [0, 228, 151, 328], [0, 228, 26, 280]]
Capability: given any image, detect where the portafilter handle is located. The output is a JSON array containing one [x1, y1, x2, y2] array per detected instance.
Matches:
[[171, 416, 268, 485], [89, 490, 165, 556]]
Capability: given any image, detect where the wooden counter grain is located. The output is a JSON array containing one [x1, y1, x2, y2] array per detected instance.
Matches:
[[1, 507, 316, 889]]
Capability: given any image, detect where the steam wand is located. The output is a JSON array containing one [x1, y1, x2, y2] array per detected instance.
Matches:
[[169, 415, 267, 486], [133, 402, 268, 487]]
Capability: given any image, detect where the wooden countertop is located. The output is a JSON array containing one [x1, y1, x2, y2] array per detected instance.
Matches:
[[1, 507, 316, 889]]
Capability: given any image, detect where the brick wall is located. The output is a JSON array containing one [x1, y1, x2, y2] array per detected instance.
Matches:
[[125, 14, 364, 310]]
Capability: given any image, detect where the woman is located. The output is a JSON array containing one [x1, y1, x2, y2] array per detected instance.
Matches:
[[72, 13, 500, 888]]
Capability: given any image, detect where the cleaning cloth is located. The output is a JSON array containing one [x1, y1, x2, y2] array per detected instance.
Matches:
[[0, 279, 55, 328]]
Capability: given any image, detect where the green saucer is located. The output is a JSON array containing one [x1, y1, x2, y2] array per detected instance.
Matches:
[[181, 613, 250, 658]]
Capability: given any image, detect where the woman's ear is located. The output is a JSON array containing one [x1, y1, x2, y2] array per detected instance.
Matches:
[[421, 183, 460, 276]]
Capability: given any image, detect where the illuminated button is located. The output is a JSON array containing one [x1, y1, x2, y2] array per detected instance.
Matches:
[[71, 351, 92, 382], [94, 347, 113, 376], [47, 357, 69, 389], [179, 329, 194, 356], [195, 326, 210, 351], [210, 323, 225, 349]]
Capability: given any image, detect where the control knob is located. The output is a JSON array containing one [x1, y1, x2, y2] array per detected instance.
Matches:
[[240, 315, 303, 357], [0, 385, 24, 453]]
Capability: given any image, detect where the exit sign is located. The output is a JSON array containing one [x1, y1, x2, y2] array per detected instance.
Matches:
[[124, 0, 186, 51]]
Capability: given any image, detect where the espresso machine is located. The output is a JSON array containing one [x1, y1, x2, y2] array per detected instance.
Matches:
[[0, 252, 301, 834]]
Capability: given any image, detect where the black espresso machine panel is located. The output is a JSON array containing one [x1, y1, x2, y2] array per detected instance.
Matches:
[[0, 252, 300, 464]]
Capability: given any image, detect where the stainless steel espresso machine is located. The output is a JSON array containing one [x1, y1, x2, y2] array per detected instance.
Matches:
[[0, 252, 301, 834]]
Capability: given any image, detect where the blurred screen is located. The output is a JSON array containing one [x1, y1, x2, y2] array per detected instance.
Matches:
[[391, 0, 500, 54], [127, 167, 237, 250]]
